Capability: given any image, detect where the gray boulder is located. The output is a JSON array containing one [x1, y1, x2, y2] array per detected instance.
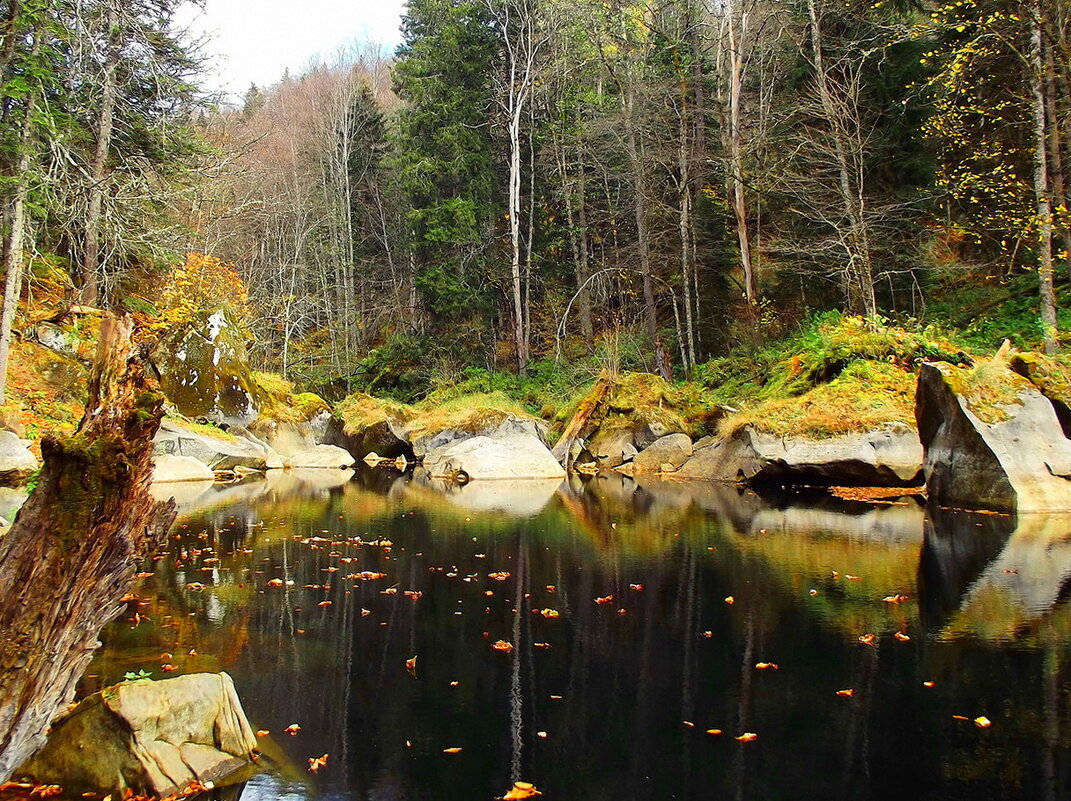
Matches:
[[285, 444, 357, 469], [916, 362, 1071, 513], [677, 423, 922, 487], [633, 433, 694, 474], [18, 673, 258, 797], [0, 430, 37, 486], [423, 417, 565, 481], [154, 420, 280, 471], [152, 454, 216, 483], [587, 427, 638, 468]]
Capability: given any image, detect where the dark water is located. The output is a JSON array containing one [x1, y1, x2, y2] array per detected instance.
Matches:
[[87, 469, 1071, 801]]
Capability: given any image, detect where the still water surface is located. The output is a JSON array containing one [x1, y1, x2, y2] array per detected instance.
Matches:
[[88, 469, 1071, 801]]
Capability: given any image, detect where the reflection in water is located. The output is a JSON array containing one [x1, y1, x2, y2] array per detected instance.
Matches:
[[86, 470, 1071, 801]]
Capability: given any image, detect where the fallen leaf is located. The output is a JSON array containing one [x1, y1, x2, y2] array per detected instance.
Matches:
[[536, 730, 548, 738], [706, 728, 723, 735], [858, 634, 876, 645], [256, 730, 270, 737], [755, 662, 779, 670], [974, 716, 992, 728], [317, 600, 332, 607], [735, 732, 758, 742], [267, 578, 284, 588], [502, 781, 542, 800], [809, 589, 818, 596], [883, 594, 909, 604], [894, 631, 910, 642], [701, 631, 713, 638], [492, 640, 514, 653], [443, 747, 463, 754], [307, 753, 328, 772], [489, 572, 511, 581], [285, 723, 301, 735], [629, 583, 645, 591], [922, 681, 935, 688], [683, 720, 695, 727], [595, 595, 614, 604], [539, 608, 560, 619], [836, 689, 854, 697], [406, 656, 417, 677], [724, 596, 735, 605]]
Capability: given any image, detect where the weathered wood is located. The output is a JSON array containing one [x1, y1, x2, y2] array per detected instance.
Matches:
[[0, 316, 176, 780], [551, 373, 613, 467]]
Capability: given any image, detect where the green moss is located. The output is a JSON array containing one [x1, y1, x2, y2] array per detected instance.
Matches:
[[334, 392, 414, 434], [721, 360, 918, 438], [940, 358, 1031, 424], [1010, 351, 1071, 406], [408, 391, 533, 439], [250, 370, 330, 425]]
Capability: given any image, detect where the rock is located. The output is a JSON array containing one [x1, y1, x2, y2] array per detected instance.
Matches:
[[587, 427, 638, 468], [0, 430, 37, 486], [0, 407, 25, 437], [414, 415, 550, 461], [633, 420, 672, 450], [152, 454, 216, 483], [327, 414, 412, 460], [424, 418, 566, 481], [17, 673, 258, 797], [916, 362, 1071, 513], [285, 444, 357, 469], [153, 420, 278, 472], [155, 308, 260, 425], [676, 424, 923, 487], [633, 433, 694, 474]]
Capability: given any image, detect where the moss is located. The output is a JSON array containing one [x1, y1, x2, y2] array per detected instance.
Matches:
[[720, 360, 918, 438], [335, 392, 414, 434], [407, 391, 534, 439], [940, 357, 1031, 424], [250, 370, 330, 425], [1009, 351, 1071, 405], [167, 416, 237, 441]]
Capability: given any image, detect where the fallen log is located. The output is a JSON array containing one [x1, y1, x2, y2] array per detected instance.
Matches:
[[0, 316, 176, 779], [551, 372, 613, 468]]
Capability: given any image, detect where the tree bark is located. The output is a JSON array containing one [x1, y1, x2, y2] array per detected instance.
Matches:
[[81, 3, 121, 307], [1032, 0, 1059, 353], [0, 316, 176, 778]]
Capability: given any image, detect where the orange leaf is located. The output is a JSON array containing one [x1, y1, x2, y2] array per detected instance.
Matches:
[[443, 747, 463, 754], [735, 732, 758, 742], [894, 631, 910, 642], [974, 716, 992, 728], [706, 728, 723, 735], [308, 753, 328, 772], [724, 596, 735, 605], [406, 656, 417, 677], [492, 640, 514, 653], [502, 781, 542, 800], [540, 609, 560, 619], [858, 634, 876, 645], [836, 689, 854, 697], [595, 595, 614, 604], [256, 729, 270, 737], [285, 723, 301, 735], [755, 662, 779, 670]]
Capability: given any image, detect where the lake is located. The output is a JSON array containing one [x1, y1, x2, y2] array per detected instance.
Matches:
[[86, 468, 1071, 801]]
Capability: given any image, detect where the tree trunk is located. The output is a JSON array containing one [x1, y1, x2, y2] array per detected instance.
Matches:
[[81, 3, 121, 307], [0, 316, 176, 779], [0, 27, 40, 405], [1032, 0, 1059, 353]]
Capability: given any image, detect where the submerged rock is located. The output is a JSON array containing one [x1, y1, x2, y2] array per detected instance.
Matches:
[[676, 423, 923, 487], [916, 361, 1071, 513], [0, 430, 37, 486], [17, 672, 258, 797]]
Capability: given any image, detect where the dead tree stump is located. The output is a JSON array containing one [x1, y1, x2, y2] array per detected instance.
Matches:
[[0, 316, 176, 779]]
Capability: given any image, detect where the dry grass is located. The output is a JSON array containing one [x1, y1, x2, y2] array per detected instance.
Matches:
[[941, 358, 1031, 424], [719, 360, 917, 439], [334, 392, 414, 435]]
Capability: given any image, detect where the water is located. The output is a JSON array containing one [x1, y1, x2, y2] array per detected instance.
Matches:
[[86, 469, 1071, 801]]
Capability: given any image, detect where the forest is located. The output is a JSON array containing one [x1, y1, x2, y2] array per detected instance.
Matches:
[[1, 0, 1069, 407]]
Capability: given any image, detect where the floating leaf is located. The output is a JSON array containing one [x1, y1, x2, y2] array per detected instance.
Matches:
[[894, 631, 910, 642], [974, 716, 992, 728], [492, 640, 514, 653], [443, 747, 463, 754], [755, 662, 779, 670], [858, 634, 876, 645], [836, 689, 854, 697], [406, 656, 417, 677], [706, 728, 723, 735], [308, 753, 328, 772], [724, 596, 735, 605], [595, 595, 614, 605], [735, 732, 758, 742], [502, 781, 542, 800]]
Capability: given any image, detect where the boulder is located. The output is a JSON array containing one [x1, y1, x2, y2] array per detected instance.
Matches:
[[152, 454, 216, 483], [916, 362, 1071, 513], [423, 418, 566, 481], [587, 427, 638, 469], [676, 423, 923, 487], [0, 430, 37, 486], [154, 420, 279, 471], [17, 673, 258, 797], [327, 414, 412, 459], [633, 433, 694, 474], [285, 444, 357, 469], [414, 415, 549, 461], [156, 308, 260, 425]]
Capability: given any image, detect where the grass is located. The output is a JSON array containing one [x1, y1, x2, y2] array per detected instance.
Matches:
[[250, 370, 330, 425], [334, 392, 414, 435], [940, 357, 1032, 424], [720, 360, 918, 438]]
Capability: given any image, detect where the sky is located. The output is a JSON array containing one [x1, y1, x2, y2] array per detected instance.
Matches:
[[180, 0, 408, 102]]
